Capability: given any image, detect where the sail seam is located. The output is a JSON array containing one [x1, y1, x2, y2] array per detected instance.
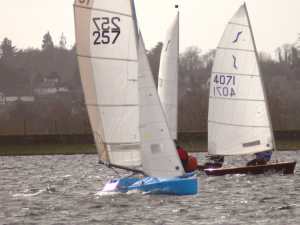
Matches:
[[158, 78, 177, 82], [86, 104, 138, 107], [217, 47, 254, 53], [209, 96, 264, 102], [77, 54, 138, 62], [158, 102, 176, 106], [228, 22, 249, 27], [74, 4, 132, 17], [139, 121, 167, 127], [104, 142, 140, 145], [208, 120, 270, 128], [212, 71, 259, 77]]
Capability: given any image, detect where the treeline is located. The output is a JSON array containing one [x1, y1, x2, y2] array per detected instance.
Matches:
[[0, 32, 299, 135], [0, 33, 88, 135]]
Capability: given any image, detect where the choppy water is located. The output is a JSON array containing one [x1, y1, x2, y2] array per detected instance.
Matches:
[[0, 151, 299, 225]]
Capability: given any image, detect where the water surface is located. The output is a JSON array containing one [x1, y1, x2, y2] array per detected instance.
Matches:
[[0, 151, 299, 225]]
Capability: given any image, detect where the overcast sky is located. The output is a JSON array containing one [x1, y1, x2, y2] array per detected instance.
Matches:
[[0, 0, 299, 53]]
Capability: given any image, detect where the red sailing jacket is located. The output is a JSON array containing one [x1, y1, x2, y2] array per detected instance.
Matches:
[[177, 147, 188, 162]]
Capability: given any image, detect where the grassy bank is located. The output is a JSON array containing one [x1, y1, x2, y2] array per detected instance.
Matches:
[[0, 139, 299, 156], [0, 144, 96, 156], [0, 132, 299, 155]]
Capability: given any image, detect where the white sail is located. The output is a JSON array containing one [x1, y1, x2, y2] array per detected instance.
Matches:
[[138, 34, 184, 178], [208, 4, 274, 156], [158, 12, 179, 140], [74, 0, 141, 166]]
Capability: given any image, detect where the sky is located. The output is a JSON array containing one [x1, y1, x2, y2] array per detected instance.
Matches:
[[0, 0, 299, 53]]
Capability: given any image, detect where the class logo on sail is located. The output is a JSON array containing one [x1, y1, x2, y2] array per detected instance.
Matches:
[[165, 40, 171, 51], [232, 55, 238, 70], [232, 31, 243, 43]]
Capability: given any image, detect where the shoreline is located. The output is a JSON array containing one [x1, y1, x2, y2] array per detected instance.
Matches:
[[0, 132, 299, 156]]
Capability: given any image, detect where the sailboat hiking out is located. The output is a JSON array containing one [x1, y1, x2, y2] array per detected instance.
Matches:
[[158, 5, 198, 173], [74, 0, 197, 195], [198, 3, 296, 176]]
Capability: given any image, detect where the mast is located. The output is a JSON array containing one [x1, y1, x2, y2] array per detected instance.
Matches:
[[243, 3, 277, 151], [175, 4, 179, 141], [131, 0, 139, 45]]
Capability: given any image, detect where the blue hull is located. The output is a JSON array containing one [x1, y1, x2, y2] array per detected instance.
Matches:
[[102, 173, 198, 195]]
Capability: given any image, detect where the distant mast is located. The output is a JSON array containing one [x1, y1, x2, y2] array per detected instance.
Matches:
[[74, 0, 141, 167], [208, 3, 274, 156], [158, 4, 179, 140]]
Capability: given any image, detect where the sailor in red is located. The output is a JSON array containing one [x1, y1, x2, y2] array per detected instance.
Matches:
[[176, 144, 198, 173]]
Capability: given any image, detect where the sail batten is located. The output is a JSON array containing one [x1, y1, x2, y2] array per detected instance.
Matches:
[[74, 5, 132, 17], [217, 47, 254, 52], [209, 120, 270, 128], [208, 4, 274, 156], [212, 72, 259, 77], [228, 22, 249, 27], [86, 104, 138, 107], [209, 97, 264, 102], [78, 55, 138, 62]]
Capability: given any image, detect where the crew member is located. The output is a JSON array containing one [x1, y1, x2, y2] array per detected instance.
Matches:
[[247, 151, 272, 166], [176, 144, 198, 172], [204, 155, 224, 169]]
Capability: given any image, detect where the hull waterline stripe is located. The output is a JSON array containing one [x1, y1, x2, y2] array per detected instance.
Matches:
[[78, 54, 138, 63], [209, 96, 265, 102], [208, 120, 270, 128], [74, 4, 132, 17]]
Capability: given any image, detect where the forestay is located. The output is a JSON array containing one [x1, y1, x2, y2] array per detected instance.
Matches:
[[138, 34, 184, 178], [208, 4, 274, 156], [74, 0, 141, 166], [158, 12, 179, 140]]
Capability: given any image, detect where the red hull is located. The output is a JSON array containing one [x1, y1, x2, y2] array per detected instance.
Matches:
[[198, 161, 296, 176]]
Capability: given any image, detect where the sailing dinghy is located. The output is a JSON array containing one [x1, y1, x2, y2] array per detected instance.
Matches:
[[74, 0, 197, 195], [202, 3, 296, 176]]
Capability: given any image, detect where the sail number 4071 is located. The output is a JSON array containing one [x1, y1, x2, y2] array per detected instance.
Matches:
[[213, 74, 236, 97], [92, 17, 121, 45]]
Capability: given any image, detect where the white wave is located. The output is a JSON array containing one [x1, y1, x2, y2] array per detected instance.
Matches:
[[13, 189, 45, 198]]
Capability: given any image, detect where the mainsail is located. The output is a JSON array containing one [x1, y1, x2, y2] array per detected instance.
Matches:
[[74, 0, 141, 166], [158, 11, 179, 140], [208, 3, 275, 156], [138, 34, 184, 178]]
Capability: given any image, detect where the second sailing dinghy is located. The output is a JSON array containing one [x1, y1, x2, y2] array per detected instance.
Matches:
[[158, 6, 199, 172], [203, 3, 296, 176], [74, 0, 197, 195]]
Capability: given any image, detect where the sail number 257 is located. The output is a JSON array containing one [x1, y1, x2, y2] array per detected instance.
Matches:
[[92, 17, 121, 45], [213, 74, 236, 97]]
